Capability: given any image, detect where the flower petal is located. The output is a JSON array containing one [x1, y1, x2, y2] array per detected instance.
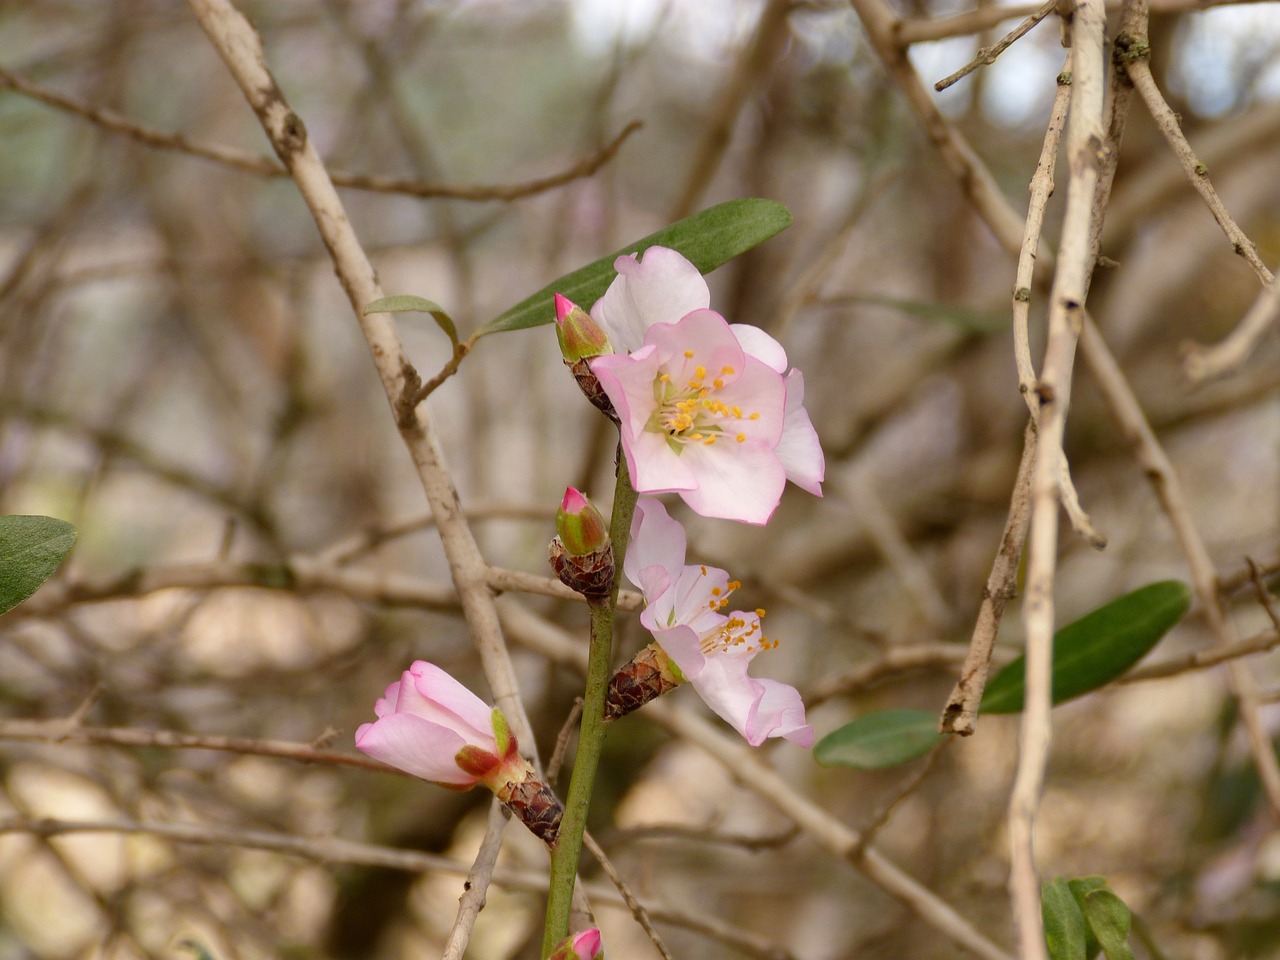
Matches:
[[354, 713, 477, 786], [625, 498, 687, 601], [397, 661, 497, 743], [591, 247, 710, 353], [729, 323, 788, 374], [675, 439, 787, 525], [776, 370, 825, 496], [749, 679, 815, 747]]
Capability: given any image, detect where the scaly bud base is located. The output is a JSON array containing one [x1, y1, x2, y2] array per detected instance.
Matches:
[[495, 769, 564, 846]]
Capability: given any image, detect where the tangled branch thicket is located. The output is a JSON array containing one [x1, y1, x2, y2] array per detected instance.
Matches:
[[1, 1, 1278, 958]]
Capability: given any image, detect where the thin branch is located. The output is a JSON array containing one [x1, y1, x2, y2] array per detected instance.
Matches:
[[1012, 59, 1073, 414], [940, 421, 1036, 734], [1121, 50, 1275, 288], [0, 66, 642, 203], [583, 832, 675, 960], [933, 0, 1059, 92], [1120, 625, 1280, 684], [441, 801, 511, 960]]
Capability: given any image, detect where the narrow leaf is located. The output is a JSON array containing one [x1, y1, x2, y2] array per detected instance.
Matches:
[[981, 580, 1191, 714], [813, 709, 944, 770], [476, 198, 792, 338], [0, 515, 77, 616], [1079, 890, 1135, 960], [1042, 878, 1089, 960], [364, 295, 458, 347]]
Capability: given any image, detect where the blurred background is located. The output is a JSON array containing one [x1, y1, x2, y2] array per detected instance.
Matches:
[[1, 0, 1279, 958]]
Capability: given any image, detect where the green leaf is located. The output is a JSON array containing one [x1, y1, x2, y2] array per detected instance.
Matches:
[[364, 295, 458, 348], [0, 515, 76, 616], [1079, 889, 1135, 960], [1043, 878, 1089, 960], [813, 709, 945, 770], [981, 580, 1191, 714], [475, 198, 792, 338]]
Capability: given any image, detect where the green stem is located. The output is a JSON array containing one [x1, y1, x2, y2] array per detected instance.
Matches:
[[541, 453, 637, 955]]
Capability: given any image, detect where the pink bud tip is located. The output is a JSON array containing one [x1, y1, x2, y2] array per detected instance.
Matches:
[[554, 293, 577, 324], [561, 486, 590, 514]]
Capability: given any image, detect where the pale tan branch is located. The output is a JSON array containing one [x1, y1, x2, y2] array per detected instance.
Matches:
[[1122, 54, 1275, 288], [940, 422, 1036, 734], [1010, 5, 1109, 955]]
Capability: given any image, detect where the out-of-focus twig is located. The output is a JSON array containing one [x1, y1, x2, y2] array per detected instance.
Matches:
[[1183, 266, 1280, 382], [841, 470, 950, 629], [668, 0, 791, 220], [0, 718, 398, 773], [0, 66, 642, 203]]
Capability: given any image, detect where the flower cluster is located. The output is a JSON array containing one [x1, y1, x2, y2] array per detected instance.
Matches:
[[560, 246, 824, 525]]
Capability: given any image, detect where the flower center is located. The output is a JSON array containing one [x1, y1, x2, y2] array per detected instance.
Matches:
[[695, 567, 778, 657], [650, 351, 761, 449]]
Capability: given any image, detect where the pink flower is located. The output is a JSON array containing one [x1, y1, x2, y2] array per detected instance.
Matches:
[[620, 498, 814, 747], [355, 661, 519, 789], [356, 662, 565, 844], [548, 928, 603, 960], [588, 246, 823, 524]]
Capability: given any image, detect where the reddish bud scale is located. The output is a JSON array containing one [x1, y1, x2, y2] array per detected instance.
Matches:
[[495, 768, 564, 846], [549, 538, 615, 602], [603, 642, 685, 722], [567, 358, 619, 422]]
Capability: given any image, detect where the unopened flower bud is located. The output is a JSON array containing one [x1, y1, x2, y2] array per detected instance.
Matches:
[[556, 487, 609, 556], [554, 294, 611, 361], [550, 488, 614, 601], [554, 294, 618, 420]]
